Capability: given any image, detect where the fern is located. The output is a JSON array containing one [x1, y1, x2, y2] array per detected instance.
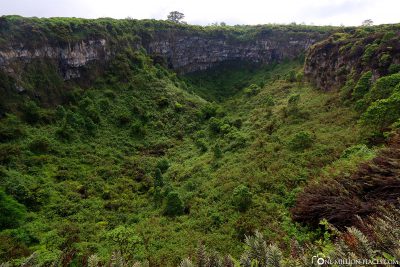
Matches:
[[88, 254, 100, 267], [179, 258, 194, 267]]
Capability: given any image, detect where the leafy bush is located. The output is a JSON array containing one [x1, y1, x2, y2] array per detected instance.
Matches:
[[388, 63, 400, 74], [361, 91, 400, 130], [0, 144, 21, 164], [340, 144, 373, 159], [0, 115, 25, 142], [130, 120, 146, 137], [0, 190, 26, 230], [361, 43, 379, 64], [156, 159, 170, 173], [243, 84, 260, 96], [29, 136, 52, 154], [174, 102, 184, 111], [199, 103, 218, 120], [56, 121, 75, 141], [352, 71, 372, 100], [164, 191, 184, 216], [21, 100, 41, 124], [115, 111, 132, 126], [195, 138, 208, 152], [288, 131, 314, 151], [368, 73, 400, 102], [232, 185, 252, 212], [288, 94, 300, 105]]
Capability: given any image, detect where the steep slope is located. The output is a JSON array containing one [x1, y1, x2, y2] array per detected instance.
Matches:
[[305, 24, 400, 91], [0, 55, 363, 266], [0, 16, 331, 84], [2, 17, 400, 267]]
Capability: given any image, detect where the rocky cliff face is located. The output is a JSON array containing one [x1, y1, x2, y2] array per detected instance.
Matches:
[[304, 29, 400, 91], [0, 26, 326, 81], [0, 39, 110, 80], [142, 30, 324, 74]]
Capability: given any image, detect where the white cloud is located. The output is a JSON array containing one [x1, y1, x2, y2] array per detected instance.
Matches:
[[0, 0, 399, 26]]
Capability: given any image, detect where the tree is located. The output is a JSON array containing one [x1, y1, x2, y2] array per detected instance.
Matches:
[[164, 191, 184, 216], [167, 11, 185, 24], [232, 185, 252, 212], [362, 19, 373, 26]]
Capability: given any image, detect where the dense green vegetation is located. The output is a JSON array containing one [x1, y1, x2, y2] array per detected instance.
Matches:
[[1, 17, 400, 267], [0, 15, 338, 48], [0, 53, 363, 266]]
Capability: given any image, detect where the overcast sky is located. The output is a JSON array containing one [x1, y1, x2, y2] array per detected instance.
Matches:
[[1, 0, 399, 26]]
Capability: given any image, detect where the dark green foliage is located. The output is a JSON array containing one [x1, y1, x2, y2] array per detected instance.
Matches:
[[368, 73, 400, 102], [288, 131, 314, 151], [361, 91, 400, 130], [0, 115, 25, 142], [56, 121, 75, 141], [0, 190, 26, 230], [130, 120, 146, 137], [231, 185, 252, 212], [0, 52, 372, 265], [164, 191, 184, 216], [195, 138, 208, 152], [352, 71, 372, 100], [388, 63, 400, 74], [29, 136, 52, 154], [362, 43, 379, 64], [21, 100, 41, 124], [288, 94, 300, 105], [213, 144, 223, 159], [199, 103, 218, 120], [156, 159, 170, 173], [154, 168, 164, 188], [0, 144, 21, 164], [243, 84, 260, 96]]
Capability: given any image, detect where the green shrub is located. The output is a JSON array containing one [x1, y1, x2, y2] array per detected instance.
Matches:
[[84, 117, 97, 136], [199, 103, 218, 120], [0, 144, 21, 164], [388, 64, 400, 74], [156, 159, 170, 173], [0, 115, 25, 142], [174, 102, 184, 111], [104, 89, 117, 99], [379, 53, 391, 67], [154, 168, 164, 188], [55, 105, 66, 120], [21, 100, 41, 124], [361, 91, 400, 130], [195, 138, 208, 152], [232, 185, 252, 212], [0, 190, 26, 230], [362, 43, 379, 63], [29, 136, 52, 154], [243, 84, 260, 96], [264, 95, 275, 106], [286, 70, 296, 82], [369, 73, 400, 102], [163, 191, 184, 216], [352, 71, 372, 100], [288, 131, 314, 151], [130, 120, 146, 137], [115, 111, 132, 126], [288, 93, 300, 106], [213, 144, 222, 159], [340, 144, 373, 159], [56, 121, 75, 141], [209, 117, 223, 134]]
